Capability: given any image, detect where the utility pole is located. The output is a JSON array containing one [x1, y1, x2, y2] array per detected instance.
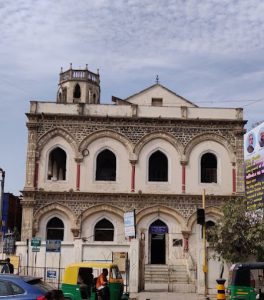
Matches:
[[0, 168, 5, 240], [202, 189, 208, 297]]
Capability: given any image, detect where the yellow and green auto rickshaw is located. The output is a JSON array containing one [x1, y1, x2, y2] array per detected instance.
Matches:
[[61, 262, 125, 300], [227, 262, 264, 300]]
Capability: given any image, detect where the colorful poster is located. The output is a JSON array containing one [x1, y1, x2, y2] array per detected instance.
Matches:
[[244, 122, 264, 211]]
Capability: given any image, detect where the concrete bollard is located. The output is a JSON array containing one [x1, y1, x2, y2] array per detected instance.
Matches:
[[216, 278, 226, 300]]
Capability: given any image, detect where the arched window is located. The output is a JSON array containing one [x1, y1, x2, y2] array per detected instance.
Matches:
[[47, 147, 66, 180], [96, 149, 116, 181], [201, 153, 217, 183], [205, 220, 215, 242], [46, 217, 64, 240], [73, 84, 81, 98], [148, 150, 168, 182], [94, 218, 114, 241]]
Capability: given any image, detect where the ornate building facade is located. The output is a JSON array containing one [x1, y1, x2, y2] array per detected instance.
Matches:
[[18, 65, 245, 294]]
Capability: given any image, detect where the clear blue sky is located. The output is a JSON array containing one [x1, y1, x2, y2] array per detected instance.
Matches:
[[1, 0, 264, 195]]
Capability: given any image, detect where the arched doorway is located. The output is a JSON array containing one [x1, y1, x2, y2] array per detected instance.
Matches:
[[149, 219, 168, 264]]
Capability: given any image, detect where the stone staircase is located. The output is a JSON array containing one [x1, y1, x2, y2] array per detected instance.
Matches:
[[144, 261, 196, 292]]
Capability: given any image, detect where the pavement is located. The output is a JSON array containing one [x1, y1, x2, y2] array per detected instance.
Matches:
[[130, 292, 217, 300]]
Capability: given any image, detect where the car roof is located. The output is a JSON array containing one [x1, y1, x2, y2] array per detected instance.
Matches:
[[0, 274, 43, 282]]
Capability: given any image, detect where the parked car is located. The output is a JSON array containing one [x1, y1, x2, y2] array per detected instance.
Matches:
[[0, 274, 54, 299]]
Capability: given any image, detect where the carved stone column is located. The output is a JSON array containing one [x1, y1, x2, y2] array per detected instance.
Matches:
[[130, 160, 137, 192], [25, 120, 39, 190], [20, 194, 36, 240], [181, 160, 187, 194]]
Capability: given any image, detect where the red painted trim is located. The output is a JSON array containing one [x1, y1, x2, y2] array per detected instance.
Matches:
[[76, 163, 80, 191], [34, 162, 39, 188], [131, 164, 135, 192], [182, 164, 186, 193], [232, 168, 236, 193]]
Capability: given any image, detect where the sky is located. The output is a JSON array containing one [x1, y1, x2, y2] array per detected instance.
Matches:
[[1, 0, 264, 195]]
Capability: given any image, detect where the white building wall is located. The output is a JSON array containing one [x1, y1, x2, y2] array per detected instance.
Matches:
[[136, 138, 182, 194], [186, 140, 233, 195]]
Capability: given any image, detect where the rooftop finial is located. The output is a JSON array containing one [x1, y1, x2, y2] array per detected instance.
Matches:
[[70, 63, 72, 69], [97, 68, 100, 75], [156, 75, 159, 84], [85, 64, 88, 70], [60, 67, 63, 73]]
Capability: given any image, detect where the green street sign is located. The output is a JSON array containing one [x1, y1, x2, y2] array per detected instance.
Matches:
[[31, 237, 41, 247]]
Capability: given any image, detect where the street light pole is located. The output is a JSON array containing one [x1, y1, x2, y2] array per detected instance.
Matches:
[[0, 168, 5, 238], [202, 189, 208, 297]]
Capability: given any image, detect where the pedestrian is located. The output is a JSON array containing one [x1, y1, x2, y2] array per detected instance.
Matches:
[[1, 258, 14, 274], [96, 268, 109, 300], [44, 289, 65, 300]]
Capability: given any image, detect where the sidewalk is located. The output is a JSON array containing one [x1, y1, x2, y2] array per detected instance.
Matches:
[[130, 291, 217, 300]]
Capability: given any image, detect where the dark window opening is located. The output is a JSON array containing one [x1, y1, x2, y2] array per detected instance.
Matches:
[[46, 217, 64, 241], [58, 92, 62, 103], [94, 218, 114, 241], [96, 149, 116, 181], [201, 153, 217, 183], [148, 150, 168, 182], [74, 83, 81, 98], [47, 147, 66, 180], [93, 94, 96, 102], [205, 220, 215, 241], [152, 98, 163, 106]]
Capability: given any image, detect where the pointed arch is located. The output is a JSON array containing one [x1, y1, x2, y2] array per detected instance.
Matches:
[[134, 132, 184, 159], [148, 150, 168, 181], [79, 130, 134, 159], [47, 147, 67, 180], [77, 204, 124, 227], [73, 83, 81, 98], [37, 127, 79, 156], [33, 203, 77, 234], [96, 149, 116, 181], [136, 205, 186, 229], [94, 218, 114, 241], [46, 217, 64, 240], [184, 133, 236, 163]]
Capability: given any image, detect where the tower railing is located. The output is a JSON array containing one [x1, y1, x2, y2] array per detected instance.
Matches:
[[60, 69, 100, 84]]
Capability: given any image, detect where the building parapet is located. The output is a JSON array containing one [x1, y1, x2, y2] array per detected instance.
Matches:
[[29, 101, 243, 121]]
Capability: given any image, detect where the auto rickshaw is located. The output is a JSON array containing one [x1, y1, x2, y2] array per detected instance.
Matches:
[[227, 262, 264, 300], [61, 262, 124, 300]]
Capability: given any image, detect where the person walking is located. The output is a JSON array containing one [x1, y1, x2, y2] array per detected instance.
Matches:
[[1, 258, 14, 274]]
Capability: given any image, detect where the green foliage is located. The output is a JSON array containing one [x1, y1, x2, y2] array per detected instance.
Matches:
[[207, 197, 264, 263]]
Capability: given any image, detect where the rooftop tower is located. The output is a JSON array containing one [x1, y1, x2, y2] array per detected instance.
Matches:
[[57, 63, 100, 104]]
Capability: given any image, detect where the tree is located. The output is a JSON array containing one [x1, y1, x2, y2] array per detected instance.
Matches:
[[207, 197, 264, 263]]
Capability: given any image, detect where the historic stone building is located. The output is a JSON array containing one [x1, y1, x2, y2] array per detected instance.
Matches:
[[18, 64, 245, 294]]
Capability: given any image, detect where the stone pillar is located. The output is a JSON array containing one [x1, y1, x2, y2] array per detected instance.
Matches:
[[232, 163, 236, 194], [128, 238, 140, 294], [130, 160, 136, 192], [73, 238, 83, 262], [76, 161, 81, 191], [181, 160, 187, 194], [20, 195, 35, 240], [25, 121, 39, 190]]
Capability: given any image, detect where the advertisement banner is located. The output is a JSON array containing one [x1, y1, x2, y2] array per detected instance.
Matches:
[[244, 122, 264, 211]]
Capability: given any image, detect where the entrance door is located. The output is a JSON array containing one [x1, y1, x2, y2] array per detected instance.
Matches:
[[149, 219, 168, 264]]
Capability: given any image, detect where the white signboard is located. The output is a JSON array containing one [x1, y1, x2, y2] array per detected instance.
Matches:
[[124, 210, 135, 238]]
